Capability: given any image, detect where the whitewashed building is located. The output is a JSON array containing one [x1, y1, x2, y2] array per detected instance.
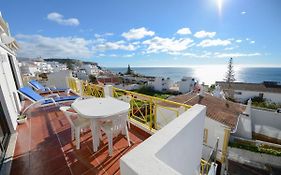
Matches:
[[80, 64, 100, 76], [178, 76, 195, 94], [48, 61, 67, 72], [216, 81, 281, 103], [19, 62, 38, 76], [149, 77, 173, 92]]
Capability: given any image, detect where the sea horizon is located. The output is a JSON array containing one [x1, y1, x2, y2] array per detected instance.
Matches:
[[107, 66, 281, 85]]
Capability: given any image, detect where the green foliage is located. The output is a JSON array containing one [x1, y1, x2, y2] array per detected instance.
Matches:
[[17, 115, 26, 120], [208, 84, 215, 92], [88, 74, 98, 84], [125, 64, 133, 75], [229, 142, 281, 157], [132, 86, 172, 99], [251, 96, 281, 110], [66, 62, 74, 70], [251, 96, 265, 103], [224, 58, 235, 88]]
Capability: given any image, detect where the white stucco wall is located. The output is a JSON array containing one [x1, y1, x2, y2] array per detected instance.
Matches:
[[234, 90, 281, 103], [252, 108, 281, 140], [156, 104, 230, 162], [0, 47, 21, 132], [202, 117, 229, 161], [47, 70, 72, 89], [234, 114, 252, 139], [120, 104, 206, 175]]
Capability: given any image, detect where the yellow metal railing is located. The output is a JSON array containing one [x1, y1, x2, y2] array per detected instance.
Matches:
[[200, 159, 211, 175], [67, 77, 80, 93], [112, 87, 191, 131], [66, 77, 191, 132], [81, 81, 104, 97]]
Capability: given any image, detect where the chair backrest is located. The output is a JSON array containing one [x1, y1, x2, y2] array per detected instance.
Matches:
[[18, 86, 44, 102], [29, 80, 45, 90], [59, 106, 78, 128], [104, 111, 129, 132]]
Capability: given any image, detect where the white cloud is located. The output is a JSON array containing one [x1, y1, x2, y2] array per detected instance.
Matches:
[[197, 39, 231, 47], [214, 52, 261, 58], [97, 53, 135, 58], [194, 30, 216, 38], [236, 39, 242, 43], [241, 11, 246, 15], [224, 47, 235, 51], [16, 34, 92, 58], [47, 12, 79, 26], [250, 41, 255, 44], [122, 27, 155, 40], [176, 28, 192, 35], [143, 36, 193, 53], [95, 40, 136, 51]]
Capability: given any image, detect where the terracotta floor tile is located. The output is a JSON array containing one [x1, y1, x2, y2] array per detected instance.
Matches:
[[51, 166, 72, 175], [11, 103, 149, 175], [30, 155, 67, 175], [10, 153, 30, 175]]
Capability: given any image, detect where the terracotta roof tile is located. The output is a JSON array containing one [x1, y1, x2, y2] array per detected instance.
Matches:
[[159, 93, 246, 129]]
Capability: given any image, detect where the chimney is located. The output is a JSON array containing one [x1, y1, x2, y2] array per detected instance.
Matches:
[[199, 82, 205, 97], [244, 98, 252, 117]]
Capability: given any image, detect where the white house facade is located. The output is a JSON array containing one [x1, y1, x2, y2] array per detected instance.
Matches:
[[217, 81, 281, 103]]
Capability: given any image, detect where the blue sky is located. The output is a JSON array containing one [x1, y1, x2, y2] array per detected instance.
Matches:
[[1, 0, 281, 67]]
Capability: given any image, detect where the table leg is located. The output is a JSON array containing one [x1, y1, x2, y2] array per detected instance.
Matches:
[[91, 119, 100, 152]]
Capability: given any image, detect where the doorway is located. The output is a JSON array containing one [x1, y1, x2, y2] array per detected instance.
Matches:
[[0, 100, 10, 169]]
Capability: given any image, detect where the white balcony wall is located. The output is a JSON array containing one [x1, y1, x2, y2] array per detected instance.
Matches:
[[0, 47, 21, 132], [202, 117, 229, 162], [252, 108, 281, 140], [120, 104, 206, 175]]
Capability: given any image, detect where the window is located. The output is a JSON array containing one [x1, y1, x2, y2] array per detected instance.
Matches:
[[203, 129, 208, 144], [235, 91, 242, 95]]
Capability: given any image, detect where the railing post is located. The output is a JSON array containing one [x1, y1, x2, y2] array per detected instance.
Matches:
[[78, 80, 84, 96], [104, 85, 113, 97], [149, 97, 153, 130]]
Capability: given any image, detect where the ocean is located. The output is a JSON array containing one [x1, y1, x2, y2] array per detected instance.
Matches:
[[108, 66, 281, 85]]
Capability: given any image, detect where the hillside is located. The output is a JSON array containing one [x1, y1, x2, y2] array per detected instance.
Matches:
[[44, 58, 97, 65]]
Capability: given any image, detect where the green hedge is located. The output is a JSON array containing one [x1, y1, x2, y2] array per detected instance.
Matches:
[[229, 142, 281, 157]]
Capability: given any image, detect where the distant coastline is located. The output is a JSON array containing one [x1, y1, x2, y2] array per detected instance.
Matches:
[[108, 67, 281, 85]]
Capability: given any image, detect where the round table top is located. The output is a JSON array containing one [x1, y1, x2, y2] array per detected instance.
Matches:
[[71, 97, 130, 119]]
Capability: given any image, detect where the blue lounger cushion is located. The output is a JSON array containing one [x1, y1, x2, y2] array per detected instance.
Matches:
[[19, 86, 79, 104], [19, 87, 44, 101], [29, 80, 67, 92], [42, 96, 79, 105]]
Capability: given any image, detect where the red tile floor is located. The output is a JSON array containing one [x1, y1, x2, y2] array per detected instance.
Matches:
[[10, 104, 150, 175]]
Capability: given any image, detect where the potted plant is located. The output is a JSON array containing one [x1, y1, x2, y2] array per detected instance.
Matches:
[[17, 114, 27, 124]]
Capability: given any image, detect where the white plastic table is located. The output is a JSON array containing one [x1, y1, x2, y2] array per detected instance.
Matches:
[[71, 97, 130, 152]]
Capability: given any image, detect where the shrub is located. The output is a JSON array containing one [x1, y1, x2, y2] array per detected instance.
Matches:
[[229, 142, 281, 156]]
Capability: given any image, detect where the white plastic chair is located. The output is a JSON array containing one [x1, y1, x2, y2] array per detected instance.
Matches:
[[59, 106, 91, 149], [99, 111, 131, 156], [117, 95, 131, 129]]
